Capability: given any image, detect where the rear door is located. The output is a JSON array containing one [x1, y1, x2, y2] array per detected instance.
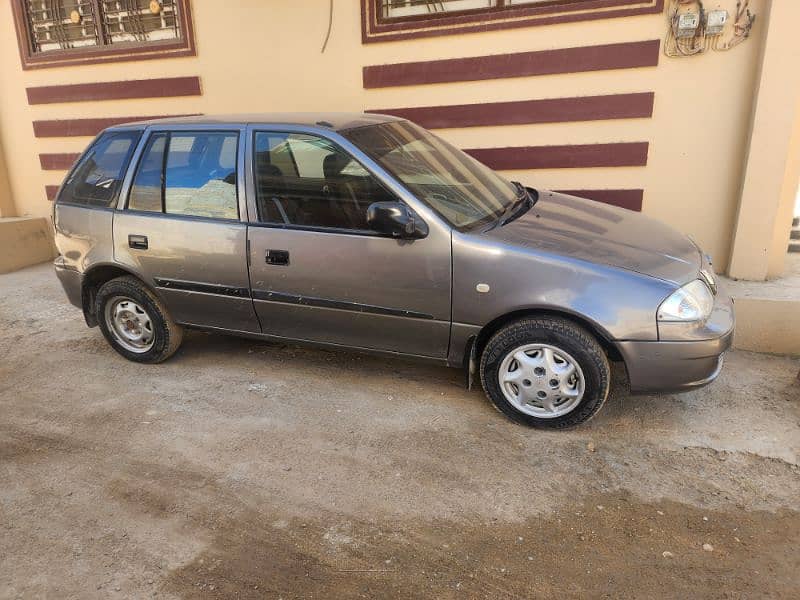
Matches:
[[245, 128, 451, 358], [114, 126, 260, 333]]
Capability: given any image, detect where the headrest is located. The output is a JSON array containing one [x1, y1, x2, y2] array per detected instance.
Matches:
[[323, 152, 349, 179]]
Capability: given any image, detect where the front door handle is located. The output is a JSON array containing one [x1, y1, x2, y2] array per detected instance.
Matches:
[[128, 234, 148, 250], [265, 249, 289, 266]]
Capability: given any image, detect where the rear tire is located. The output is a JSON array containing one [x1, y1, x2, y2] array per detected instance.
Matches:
[[95, 276, 183, 364], [480, 317, 610, 429]]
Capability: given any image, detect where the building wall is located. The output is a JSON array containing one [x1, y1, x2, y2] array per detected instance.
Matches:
[[0, 133, 14, 217], [0, 0, 768, 271]]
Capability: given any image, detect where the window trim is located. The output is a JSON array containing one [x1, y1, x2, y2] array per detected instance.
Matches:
[[362, 0, 664, 43], [248, 220, 393, 238], [125, 129, 241, 222], [126, 131, 168, 215], [249, 129, 407, 236], [10, 0, 196, 70]]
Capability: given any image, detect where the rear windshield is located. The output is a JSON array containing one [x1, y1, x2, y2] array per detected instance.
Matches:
[[58, 131, 141, 207]]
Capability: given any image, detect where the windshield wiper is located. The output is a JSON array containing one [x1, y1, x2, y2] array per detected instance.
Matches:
[[499, 182, 536, 226]]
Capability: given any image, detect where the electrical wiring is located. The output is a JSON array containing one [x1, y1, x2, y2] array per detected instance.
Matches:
[[664, 0, 706, 58], [664, 0, 755, 58], [320, 0, 334, 53], [715, 0, 756, 51]]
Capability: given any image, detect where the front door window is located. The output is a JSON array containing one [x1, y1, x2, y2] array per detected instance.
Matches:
[[253, 131, 396, 231]]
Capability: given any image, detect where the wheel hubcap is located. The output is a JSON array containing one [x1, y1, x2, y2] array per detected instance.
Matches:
[[105, 297, 154, 353], [498, 343, 585, 418]]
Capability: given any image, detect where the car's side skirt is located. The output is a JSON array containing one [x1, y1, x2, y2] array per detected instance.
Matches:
[[178, 322, 454, 367]]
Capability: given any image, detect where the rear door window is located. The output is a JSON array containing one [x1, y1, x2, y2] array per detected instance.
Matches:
[[165, 132, 238, 219], [58, 131, 141, 207], [127, 130, 239, 220]]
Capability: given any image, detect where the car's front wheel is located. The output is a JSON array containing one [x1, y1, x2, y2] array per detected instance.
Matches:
[[96, 276, 183, 363], [480, 317, 610, 428]]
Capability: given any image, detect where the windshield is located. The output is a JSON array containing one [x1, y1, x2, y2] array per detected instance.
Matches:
[[343, 120, 519, 230]]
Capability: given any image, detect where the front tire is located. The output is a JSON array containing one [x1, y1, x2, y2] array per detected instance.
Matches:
[[95, 276, 183, 364], [480, 317, 610, 429]]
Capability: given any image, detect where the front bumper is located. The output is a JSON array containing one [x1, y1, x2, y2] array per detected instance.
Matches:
[[54, 255, 82, 309], [617, 329, 733, 393], [618, 275, 735, 394]]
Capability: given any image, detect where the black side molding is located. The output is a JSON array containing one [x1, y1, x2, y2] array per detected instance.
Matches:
[[251, 289, 434, 320], [153, 278, 435, 321], [154, 278, 250, 298]]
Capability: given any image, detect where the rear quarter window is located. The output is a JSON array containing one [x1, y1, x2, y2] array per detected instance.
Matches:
[[58, 131, 141, 207]]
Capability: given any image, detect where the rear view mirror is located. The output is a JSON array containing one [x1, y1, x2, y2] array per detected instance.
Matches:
[[366, 202, 428, 239]]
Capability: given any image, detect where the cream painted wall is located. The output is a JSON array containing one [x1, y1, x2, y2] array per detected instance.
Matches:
[[0, 0, 769, 271], [728, 0, 800, 280], [766, 99, 800, 277], [0, 134, 14, 217]]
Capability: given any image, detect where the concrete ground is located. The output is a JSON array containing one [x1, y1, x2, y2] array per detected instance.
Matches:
[[724, 252, 800, 300], [1, 263, 799, 599]]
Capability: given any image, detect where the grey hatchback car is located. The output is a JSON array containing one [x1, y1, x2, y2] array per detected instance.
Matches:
[[53, 113, 734, 428]]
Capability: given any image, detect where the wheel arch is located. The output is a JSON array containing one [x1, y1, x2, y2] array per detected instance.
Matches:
[[473, 307, 624, 366], [81, 263, 156, 327]]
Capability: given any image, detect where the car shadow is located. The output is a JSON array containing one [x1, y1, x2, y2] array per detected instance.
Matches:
[[173, 330, 644, 415], [175, 328, 468, 391]]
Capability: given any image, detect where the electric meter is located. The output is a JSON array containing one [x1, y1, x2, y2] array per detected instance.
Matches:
[[674, 12, 700, 38], [706, 9, 729, 35]]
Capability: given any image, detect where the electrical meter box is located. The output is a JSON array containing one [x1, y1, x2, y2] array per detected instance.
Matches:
[[675, 12, 700, 38], [706, 9, 729, 35]]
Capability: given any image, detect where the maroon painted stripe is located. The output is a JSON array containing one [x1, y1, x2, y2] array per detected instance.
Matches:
[[33, 114, 198, 138], [363, 40, 660, 88], [45, 185, 60, 201], [27, 76, 201, 105], [40, 153, 80, 170], [465, 143, 649, 170], [555, 189, 643, 211], [368, 93, 654, 129]]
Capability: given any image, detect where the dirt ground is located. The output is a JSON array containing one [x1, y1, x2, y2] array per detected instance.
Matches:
[[1, 263, 799, 599]]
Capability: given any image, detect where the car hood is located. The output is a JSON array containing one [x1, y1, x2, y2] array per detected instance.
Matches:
[[481, 191, 700, 285]]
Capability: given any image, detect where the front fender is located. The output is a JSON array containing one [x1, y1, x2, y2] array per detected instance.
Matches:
[[451, 232, 675, 342]]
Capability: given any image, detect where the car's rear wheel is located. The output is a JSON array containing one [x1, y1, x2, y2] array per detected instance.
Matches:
[[96, 276, 183, 363], [480, 317, 610, 428]]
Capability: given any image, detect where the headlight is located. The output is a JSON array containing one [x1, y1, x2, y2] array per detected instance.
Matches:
[[699, 268, 717, 294], [657, 279, 714, 322]]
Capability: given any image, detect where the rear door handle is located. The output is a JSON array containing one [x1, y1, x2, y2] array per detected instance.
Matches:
[[128, 234, 148, 250], [265, 249, 289, 265]]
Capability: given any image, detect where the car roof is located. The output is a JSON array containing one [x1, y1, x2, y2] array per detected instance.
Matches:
[[111, 112, 404, 132]]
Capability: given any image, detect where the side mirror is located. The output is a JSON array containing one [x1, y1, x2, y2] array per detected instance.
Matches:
[[366, 201, 428, 239]]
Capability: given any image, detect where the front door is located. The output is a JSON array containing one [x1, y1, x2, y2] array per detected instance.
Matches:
[[246, 129, 451, 357], [114, 127, 260, 333]]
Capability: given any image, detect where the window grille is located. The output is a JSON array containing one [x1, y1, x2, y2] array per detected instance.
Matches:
[[23, 0, 181, 53]]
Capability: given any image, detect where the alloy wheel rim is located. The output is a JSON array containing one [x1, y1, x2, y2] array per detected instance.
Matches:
[[105, 296, 155, 353], [498, 343, 585, 418]]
